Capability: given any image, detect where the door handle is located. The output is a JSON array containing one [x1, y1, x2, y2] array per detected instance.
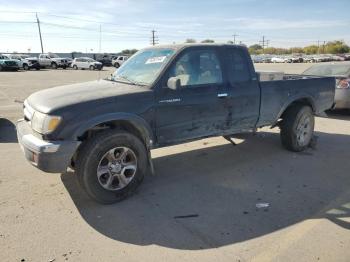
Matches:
[[217, 93, 228, 98]]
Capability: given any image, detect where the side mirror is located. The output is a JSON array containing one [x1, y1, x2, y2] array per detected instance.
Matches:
[[167, 77, 181, 90]]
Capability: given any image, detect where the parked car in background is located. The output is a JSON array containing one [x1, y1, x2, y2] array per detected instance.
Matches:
[[271, 56, 291, 63], [302, 62, 350, 109], [0, 55, 19, 71], [71, 57, 103, 70], [291, 56, 304, 63], [95, 54, 112, 66], [7, 54, 40, 70], [112, 55, 129, 68], [38, 53, 70, 69]]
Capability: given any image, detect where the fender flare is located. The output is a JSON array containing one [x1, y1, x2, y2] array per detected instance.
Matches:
[[73, 113, 155, 148], [274, 93, 316, 124]]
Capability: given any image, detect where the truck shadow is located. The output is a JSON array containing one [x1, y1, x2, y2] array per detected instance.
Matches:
[[61, 131, 350, 250], [0, 118, 17, 143], [326, 109, 350, 121]]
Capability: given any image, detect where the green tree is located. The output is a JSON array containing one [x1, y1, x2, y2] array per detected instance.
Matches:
[[324, 41, 349, 54], [248, 44, 263, 54], [121, 49, 138, 55], [185, 38, 196, 43], [303, 45, 319, 54], [201, 39, 215, 43]]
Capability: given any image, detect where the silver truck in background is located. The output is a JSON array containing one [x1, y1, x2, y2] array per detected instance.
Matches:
[[38, 53, 71, 69]]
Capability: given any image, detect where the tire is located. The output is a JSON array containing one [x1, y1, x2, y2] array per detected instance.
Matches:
[[280, 105, 314, 152], [76, 130, 148, 204], [114, 62, 120, 68], [89, 65, 95, 70], [0, 65, 2, 71], [23, 64, 29, 70], [51, 62, 58, 69], [73, 65, 78, 70], [62, 65, 67, 69]]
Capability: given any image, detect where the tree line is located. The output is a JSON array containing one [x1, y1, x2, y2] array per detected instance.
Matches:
[[184, 39, 349, 55]]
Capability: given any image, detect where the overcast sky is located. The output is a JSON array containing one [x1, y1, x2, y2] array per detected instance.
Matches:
[[0, 0, 349, 53]]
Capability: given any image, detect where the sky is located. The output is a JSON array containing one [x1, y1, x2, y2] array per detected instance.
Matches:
[[0, 0, 349, 53]]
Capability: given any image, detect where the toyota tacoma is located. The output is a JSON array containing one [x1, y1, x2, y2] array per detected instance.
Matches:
[[17, 44, 335, 204]]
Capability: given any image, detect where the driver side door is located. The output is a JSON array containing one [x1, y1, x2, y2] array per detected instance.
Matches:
[[155, 48, 230, 145]]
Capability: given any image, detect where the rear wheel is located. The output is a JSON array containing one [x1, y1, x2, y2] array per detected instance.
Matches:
[[23, 64, 29, 70], [280, 105, 314, 152], [114, 62, 120, 68], [76, 130, 148, 204], [89, 65, 95, 70]]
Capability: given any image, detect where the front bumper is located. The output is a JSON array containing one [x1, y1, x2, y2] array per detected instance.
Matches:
[[16, 119, 80, 173], [1, 65, 19, 71], [334, 88, 350, 109]]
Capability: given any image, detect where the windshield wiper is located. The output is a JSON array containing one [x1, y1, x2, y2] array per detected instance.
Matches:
[[112, 75, 147, 86]]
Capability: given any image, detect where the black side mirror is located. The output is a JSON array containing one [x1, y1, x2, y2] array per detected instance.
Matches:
[[167, 77, 181, 90]]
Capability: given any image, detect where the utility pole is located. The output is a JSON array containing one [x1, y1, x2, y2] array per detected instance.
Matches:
[[259, 36, 270, 52], [232, 34, 239, 44], [150, 30, 158, 46], [36, 13, 44, 53], [322, 41, 326, 54], [99, 24, 102, 53], [317, 40, 320, 54]]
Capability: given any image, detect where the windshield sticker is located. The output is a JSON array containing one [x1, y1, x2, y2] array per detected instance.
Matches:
[[145, 56, 167, 64]]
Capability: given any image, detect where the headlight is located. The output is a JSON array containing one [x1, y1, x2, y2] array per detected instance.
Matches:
[[31, 111, 62, 134]]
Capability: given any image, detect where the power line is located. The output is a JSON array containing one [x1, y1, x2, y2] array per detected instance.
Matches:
[[0, 21, 35, 24]]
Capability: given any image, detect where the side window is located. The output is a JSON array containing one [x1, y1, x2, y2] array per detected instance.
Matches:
[[169, 50, 222, 87], [228, 49, 251, 82]]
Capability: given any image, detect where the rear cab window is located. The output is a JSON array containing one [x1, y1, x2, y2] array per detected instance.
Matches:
[[226, 48, 252, 83]]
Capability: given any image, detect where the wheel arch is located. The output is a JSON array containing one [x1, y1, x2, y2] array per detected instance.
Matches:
[[74, 113, 154, 149], [277, 95, 315, 122]]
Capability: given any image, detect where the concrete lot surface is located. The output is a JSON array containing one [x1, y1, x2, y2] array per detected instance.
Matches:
[[0, 64, 350, 261]]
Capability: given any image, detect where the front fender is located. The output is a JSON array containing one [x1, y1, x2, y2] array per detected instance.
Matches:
[[73, 113, 154, 148]]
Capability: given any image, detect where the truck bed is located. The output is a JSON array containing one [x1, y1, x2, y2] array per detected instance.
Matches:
[[257, 75, 335, 127]]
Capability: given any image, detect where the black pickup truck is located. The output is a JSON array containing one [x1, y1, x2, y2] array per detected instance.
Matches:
[[17, 44, 335, 204]]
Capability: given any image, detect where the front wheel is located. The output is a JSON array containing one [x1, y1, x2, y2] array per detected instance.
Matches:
[[89, 65, 95, 70], [23, 64, 29, 70], [76, 130, 148, 204], [73, 65, 78, 70], [280, 105, 314, 152], [51, 62, 58, 69]]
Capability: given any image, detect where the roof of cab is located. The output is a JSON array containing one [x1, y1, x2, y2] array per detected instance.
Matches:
[[144, 43, 246, 51]]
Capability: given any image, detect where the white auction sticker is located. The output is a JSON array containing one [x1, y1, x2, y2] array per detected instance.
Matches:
[[145, 56, 167, 64]]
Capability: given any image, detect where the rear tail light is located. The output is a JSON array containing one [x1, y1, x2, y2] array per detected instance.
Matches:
[[337, 79, 350, 89]]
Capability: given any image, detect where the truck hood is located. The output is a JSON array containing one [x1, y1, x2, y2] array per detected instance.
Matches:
[[27, 80, 150, 114]]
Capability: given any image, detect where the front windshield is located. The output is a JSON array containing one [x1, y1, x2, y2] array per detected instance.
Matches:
[[303, 64, 350, 77], [49, 53, 60, 58], [112, 48, 175, 85]]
